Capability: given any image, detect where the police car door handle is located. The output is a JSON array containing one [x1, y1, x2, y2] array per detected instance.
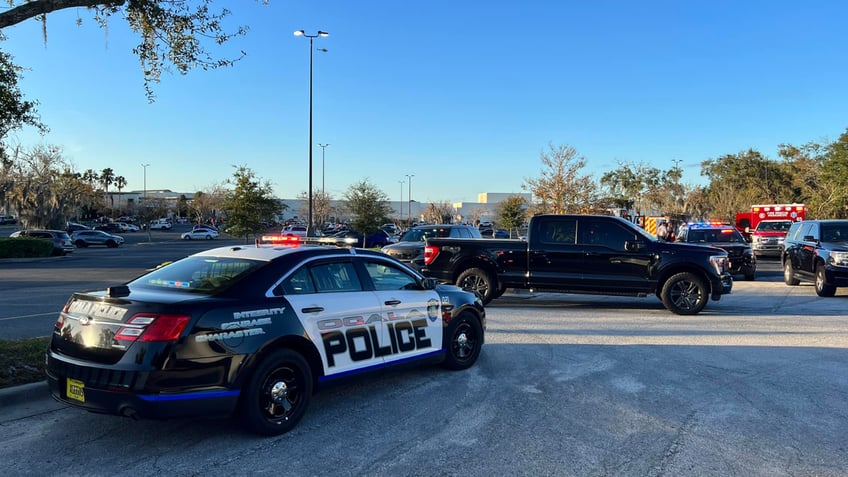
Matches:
[[301, 306, 324, 313], [384, 300, 401, 306]]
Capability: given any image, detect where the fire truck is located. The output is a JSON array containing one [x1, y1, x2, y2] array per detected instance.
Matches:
[[735, 204, 806, 256]]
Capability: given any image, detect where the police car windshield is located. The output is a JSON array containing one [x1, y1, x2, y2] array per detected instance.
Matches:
[[132, 256, 263, 293], [688, 229, 745, 243]]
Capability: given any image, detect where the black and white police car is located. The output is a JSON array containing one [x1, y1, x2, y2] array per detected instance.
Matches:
[[46, 244, 486, 435]]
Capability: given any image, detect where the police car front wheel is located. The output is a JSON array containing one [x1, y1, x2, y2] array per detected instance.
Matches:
[[442, 312, 483, 370], [240, 349, 313, 436]]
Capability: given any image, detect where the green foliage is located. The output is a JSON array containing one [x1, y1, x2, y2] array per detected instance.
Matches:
[[495, 195, 527, 235], [0, 337, 49, 388], [344, 179, 391, 241], [0, 237, 54, 258], [523, 143, 598, 214], [0, 47, 47, 162], [220, 165, 280, 240]]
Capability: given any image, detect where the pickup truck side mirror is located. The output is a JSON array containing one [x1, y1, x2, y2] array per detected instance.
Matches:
[[625, 240, 644, 252]]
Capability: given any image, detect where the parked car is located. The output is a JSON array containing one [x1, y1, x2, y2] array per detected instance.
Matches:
[[330, 229, 398, 248], [71, 229, 124, 248], [148, 219, 172, 230], [45, 245, 485, 435], [381, 224, 482, 271], [65, 222, 91, 233], [116, 222, 140, 232], [9, 229, 74, 255], [0, 214, 17, 225], [94, 223, 123, 233], [782, 219, 848, 296], [282, 224, 308, 237], [181, 229, 219, 240], [676, 222, 756, 280]]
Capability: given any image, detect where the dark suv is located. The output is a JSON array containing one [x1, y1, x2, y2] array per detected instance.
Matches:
[[381, 224, 481, 271], [782, 220, 848, 296], [676, 222, 756, 280]]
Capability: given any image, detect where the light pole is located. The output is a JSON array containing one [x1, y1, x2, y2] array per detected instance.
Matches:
[[294, 29, 329, 236], [318, 143, 331, 196], [398, 180, 405, 222], [405, 174, 415, 223], [141, 163, 150, 238]]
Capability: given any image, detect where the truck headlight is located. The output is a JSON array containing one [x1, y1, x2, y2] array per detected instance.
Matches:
[[710, 255, 729, 274], [829, 252, 848, 267]]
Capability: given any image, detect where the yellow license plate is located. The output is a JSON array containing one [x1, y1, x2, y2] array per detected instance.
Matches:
[[66, 378, 85, 403]]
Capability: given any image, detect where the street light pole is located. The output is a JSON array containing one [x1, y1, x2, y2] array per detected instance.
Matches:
[[294, 29, 329, 236], [398, 180, 405, 222], [405, 174, 415, 223], [141, 163, 150, 239], [318, 143, 331, 196]]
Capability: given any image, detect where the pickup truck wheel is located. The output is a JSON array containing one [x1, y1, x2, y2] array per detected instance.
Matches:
[[815, 265, 836, 297], [240, 349, 313, 436], [661, 272, 708, 315], [783, 260, 800, 286], [442, 312, 483, 370], [456, 268, 495, 304], [491, 286, 507, 299]]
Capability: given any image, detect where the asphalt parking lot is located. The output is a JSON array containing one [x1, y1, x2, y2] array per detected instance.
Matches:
[[1, 245, 846, 476]]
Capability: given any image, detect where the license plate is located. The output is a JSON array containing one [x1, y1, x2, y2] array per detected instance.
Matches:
[[66, 378, 85, 403]]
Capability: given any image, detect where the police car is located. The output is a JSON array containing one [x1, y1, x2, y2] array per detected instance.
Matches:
[[46, 244, 486, 436], [676, 222, 757, 280]]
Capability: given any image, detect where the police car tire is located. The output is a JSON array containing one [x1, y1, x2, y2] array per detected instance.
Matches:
[[456, 268, 495, 305], [660, 272, 708, 315], [442, 312, 483, 371], [240, 349, 313, 436]]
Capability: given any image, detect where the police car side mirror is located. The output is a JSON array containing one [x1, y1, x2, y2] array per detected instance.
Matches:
[[803, 235, 816, 243], [422, 277, 439, 290]]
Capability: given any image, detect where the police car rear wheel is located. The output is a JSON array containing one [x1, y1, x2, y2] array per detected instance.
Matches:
[[241, 349, 313, 436], [442, 313, 483, 370]]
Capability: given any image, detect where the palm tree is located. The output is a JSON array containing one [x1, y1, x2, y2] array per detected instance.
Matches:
[[100, 168, 115, 212], [114, 175, 127, 212]]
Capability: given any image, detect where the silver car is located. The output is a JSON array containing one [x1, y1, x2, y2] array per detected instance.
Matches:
[[71, 230, 125, 248]]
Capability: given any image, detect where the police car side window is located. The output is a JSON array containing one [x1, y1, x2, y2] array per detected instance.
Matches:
[[280, 267, 315, 295], [310, 262, 362, 293], [363, 260, 418, 291]]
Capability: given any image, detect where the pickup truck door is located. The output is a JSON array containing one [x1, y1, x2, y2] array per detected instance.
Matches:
[[526, 217, 585, 289], [577, 217, 655, 292]]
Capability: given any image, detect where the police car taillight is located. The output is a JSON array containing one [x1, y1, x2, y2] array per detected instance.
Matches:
[[115, 313, 191, 342], [424, 245, 440, 265]]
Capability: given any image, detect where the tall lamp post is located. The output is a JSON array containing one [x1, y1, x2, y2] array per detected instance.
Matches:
[[405, 174, 415, 223], [141, 163, 150, 238], [318, 143, 331, 196], [398, 180, 405, 222], [294, 29, 329, 236]]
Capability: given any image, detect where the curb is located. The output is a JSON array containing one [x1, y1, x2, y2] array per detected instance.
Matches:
[[0, 381, 51, 408]]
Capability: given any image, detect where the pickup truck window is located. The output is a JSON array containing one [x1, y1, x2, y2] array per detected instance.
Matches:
[[578, 219, 638, 251], [538, 219, 577, 244]]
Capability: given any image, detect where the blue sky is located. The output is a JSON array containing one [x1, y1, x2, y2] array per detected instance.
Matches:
[[3, 0, 847, 203]]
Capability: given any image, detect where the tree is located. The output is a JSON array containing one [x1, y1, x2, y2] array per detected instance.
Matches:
[[0, 0, 264, 101], [0, 47, 47, 163], [220, 166, 279, 240], [495, 195, 527, 237], [523, 143, 599, 214], [343, 179, 391, 246], [100, 167, 115, 211], [422, 201, 454, 224], [189, 185, 225, 225]]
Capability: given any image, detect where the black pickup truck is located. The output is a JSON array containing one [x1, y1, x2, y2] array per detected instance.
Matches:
[[422, 214, 733, 315]]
